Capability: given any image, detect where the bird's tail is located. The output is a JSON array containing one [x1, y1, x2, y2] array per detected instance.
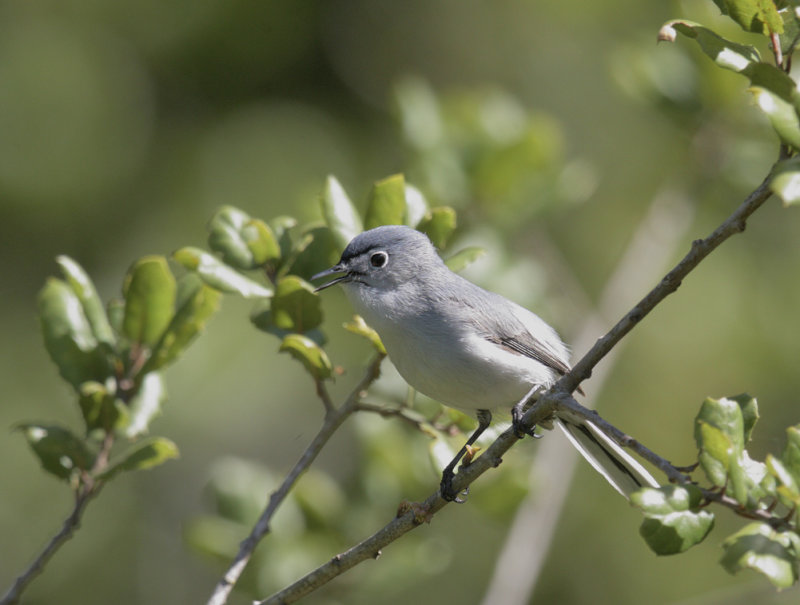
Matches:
[[556, 418, 659, 498]]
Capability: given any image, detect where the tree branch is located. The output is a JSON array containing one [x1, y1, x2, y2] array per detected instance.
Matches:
[[255, 170, 777, 604], [1, 432, 115, 605], [206, 354, 385, 605], [556, 172, 774, 394]]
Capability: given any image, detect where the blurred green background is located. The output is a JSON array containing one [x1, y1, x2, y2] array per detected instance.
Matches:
[[2, 0, 800, 603]]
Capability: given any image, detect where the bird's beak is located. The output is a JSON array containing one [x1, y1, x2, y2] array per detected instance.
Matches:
[[311, 265, 349, 292]]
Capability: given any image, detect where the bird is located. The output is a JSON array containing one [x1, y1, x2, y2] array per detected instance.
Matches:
[[313, 225, 658, 502]]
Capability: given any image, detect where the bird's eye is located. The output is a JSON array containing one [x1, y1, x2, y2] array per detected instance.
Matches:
[[370, 251, 388, 268]]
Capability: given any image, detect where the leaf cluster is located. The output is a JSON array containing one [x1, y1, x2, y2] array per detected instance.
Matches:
[[632, 395, 800, 588]]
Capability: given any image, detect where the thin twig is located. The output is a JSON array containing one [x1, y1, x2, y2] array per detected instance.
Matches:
[[206, 354, 385, 605], [1, 433, 115, 605]]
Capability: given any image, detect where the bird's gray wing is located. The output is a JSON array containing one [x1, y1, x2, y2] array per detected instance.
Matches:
[[456, 287, 571, 377], [494, 331, 571, 376]]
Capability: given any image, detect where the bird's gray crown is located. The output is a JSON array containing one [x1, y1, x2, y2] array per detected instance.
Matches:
[[340, 225, 434, 263]]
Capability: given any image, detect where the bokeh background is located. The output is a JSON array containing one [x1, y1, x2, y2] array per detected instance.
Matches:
[[2, 0, 800, 603]]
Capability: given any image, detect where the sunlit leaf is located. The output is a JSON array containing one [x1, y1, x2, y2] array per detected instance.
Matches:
[[16, 423, 94, 481], [321, 175, 363, 252], [730, 393, 759, 443], [207, 206, 256, 270], [343, 315, 386, 354], [770, 157, 800, 206], [661, 19, 759, 63], [145, 275, 221, 371], [174, 247, 272, 298], [404, 183, 429, 227], [38, 277, 110, 389], [695, 397, 744, 484], [660, 20, 800, 149], [97, 436, 179, 481], [279, 334, 332, 380], [364, 174, 406, 229], [766, 454, 800, 509], [444, 246, 486, 273], [631, 485, 715, 555], [710, 0, 783, 35], [416, 206, 457, 249], [122, 256, 176, 347], [243, 218, 281, 267], [749, 86, 800, 149], [721, 522, 800, 589], [56, 255, 115, 346], [119, 372, 166, 438]]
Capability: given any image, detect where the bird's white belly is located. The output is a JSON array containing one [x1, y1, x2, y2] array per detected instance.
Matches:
[[374, 317, 554, 411]]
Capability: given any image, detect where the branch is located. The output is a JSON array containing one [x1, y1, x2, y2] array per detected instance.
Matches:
[[256, 170, 777, 603], [556, 172, 774, 394], [1, 433, 115, 605], [206, 354, 385, 605]]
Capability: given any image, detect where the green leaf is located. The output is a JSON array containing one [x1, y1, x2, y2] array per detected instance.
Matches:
[[279, 334, 332, 380], [107, 298, 124, 335], [343, 315, 386, 354], [243, 218, 281, 267], [38, 277, 110, 389], [16, 424, 94, 481], [730, 393, 759, 443], [207, 206, 256, 270], [778, 6, 800, 55], [56, 256, 115, 346], [207, 206, 281, 270], [269, 276, 323, 333], [416, 206, 457, 249], [364, 174, 407, 229], [749, 86, 800, 149], [710, 0, 784, 35], [783, 424, 800, 480], [770, 157, 800, 206], [444, 246, 486, 273], [78, 381, 124, 433], [659, 20, 761, 69], [174, 247, 272, 298], [97, 437, 179, 481], [766, 455, 800, 509], [145, 275, 221, 371], [695, 396, 745, 484], [321, 175, 363, 252], [631, 485, 715, 555], [288, 226, 340, 281], [404, 183, 430, 227], [660, 20, 800, 148], [721, 522, 800, 588], [122, 256, 177, 347], [119, 372, 166, 438]]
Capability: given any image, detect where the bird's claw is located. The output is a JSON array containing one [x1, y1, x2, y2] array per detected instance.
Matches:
[[511, 407, 538, 439]]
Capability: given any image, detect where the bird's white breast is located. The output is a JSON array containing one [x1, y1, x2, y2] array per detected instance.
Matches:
[[343, 283, 560, 411]]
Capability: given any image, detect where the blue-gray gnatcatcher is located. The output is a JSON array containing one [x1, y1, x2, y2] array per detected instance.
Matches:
[[313, 225, 657, 502]]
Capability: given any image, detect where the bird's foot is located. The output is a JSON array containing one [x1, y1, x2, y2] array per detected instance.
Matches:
[[511, 406, 539, 439], [440, 469, 468, 503]]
